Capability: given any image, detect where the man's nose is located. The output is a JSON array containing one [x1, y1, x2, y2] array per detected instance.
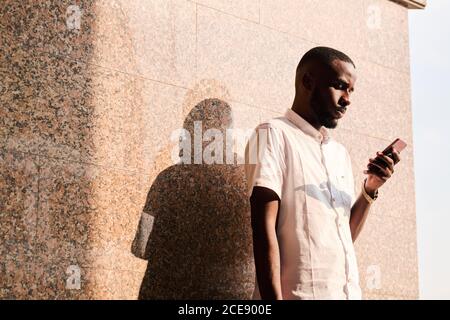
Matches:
[[339, 94, 351, 107]]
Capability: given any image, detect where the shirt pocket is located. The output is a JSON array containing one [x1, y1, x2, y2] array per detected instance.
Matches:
[[333, 172, 353, 213]]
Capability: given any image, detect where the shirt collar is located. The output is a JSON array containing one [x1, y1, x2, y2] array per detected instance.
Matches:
[[284, 108, 330, 144]]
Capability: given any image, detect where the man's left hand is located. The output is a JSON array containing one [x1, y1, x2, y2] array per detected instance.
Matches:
[[363, 148, 401, 194]]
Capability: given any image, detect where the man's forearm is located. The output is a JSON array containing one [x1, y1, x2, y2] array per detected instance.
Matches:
[[252, 228, 283, 300], [250, 189, 283, 300], [349, 185, 377, 242]]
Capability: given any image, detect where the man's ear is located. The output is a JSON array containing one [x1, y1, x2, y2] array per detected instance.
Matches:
[[302, 72, 314, 91]]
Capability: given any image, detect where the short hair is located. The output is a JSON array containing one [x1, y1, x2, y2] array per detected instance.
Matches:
[[296, 46, 355, 73]]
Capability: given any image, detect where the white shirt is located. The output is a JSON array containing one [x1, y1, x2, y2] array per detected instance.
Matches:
[[245, 108, 362, 300]]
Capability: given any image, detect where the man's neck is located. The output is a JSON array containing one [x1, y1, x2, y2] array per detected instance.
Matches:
[[291, 100, 321, 131]]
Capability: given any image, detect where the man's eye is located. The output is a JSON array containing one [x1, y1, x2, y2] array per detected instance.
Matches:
[[334, 83, 345, 90]]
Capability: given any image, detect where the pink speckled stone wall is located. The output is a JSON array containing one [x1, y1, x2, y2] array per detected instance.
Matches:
[[1, 0, 419, 299]]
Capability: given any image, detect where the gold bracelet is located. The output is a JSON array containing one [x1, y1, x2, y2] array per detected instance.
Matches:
[[361, 179, 378, 204]]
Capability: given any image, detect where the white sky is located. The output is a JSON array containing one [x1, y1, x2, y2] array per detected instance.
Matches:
[[409, 0, 450, 300]]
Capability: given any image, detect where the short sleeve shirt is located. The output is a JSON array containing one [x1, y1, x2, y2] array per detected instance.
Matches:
[[245, 108, 362, 300]]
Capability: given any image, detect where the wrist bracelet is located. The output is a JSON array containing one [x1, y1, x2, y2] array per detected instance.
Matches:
[[362, 179, 378, 204]]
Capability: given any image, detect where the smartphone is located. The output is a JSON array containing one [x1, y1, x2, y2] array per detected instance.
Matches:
[[368, 138, 407, 173]]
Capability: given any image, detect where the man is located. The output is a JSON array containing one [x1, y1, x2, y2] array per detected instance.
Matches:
[[244, 46, 401, 300]]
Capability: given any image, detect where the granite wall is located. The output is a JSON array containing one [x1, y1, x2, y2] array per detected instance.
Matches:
[[0, 0, 422, 299]]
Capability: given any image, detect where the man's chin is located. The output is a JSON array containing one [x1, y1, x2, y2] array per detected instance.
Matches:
[[323, 117, 338, 129]]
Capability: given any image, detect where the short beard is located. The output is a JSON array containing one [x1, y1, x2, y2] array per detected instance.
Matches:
[[321, 114, 338, 129], [311, 89, 338, 129]]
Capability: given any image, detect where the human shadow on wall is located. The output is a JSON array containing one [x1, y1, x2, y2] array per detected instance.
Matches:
[[132, 98, 255, 299]]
